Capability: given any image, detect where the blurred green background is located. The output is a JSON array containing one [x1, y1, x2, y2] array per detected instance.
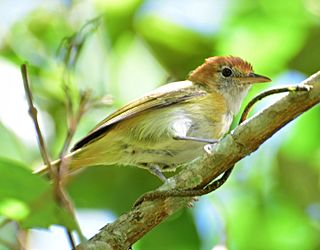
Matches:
[[0, 0, 319, 249]]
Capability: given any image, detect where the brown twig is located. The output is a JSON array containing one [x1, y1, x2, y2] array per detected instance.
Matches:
[[54, 90, 91, 247], [21, 65, 55, 179], [54, 185, 78, 249], [20, 64, 81, 249], [17, 227, 28, 250], [59, 90, 91, 170], [52, 16, 104, 246], [20, 17, 103, 249], [55, 89, 91, 247], [240, 85, 312, 122]]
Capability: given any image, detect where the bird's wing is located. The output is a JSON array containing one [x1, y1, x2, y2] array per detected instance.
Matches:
[[71, 80, 206, 151]]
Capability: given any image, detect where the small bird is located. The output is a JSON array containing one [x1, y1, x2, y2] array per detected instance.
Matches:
[[37, 56, 271, 181]]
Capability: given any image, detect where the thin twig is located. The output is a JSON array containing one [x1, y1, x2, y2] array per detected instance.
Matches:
[[53, 17, 102, 246], [21, 64, 55, 179], [240, 85, 312, 122], [54, 84, 91, 247], [60, 90, 91, 160], [52, 180, 78, 248], [22, 16, 103, 248], [20, 64, 80, 249], [16, 227, 28, 250], [54, 97, 90, 247]]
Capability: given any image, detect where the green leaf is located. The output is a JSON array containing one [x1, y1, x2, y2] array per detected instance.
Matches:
[[99, 0, 144, 45], [224, 190, 319, 250], [0, 123, 29, 162], [0, 158, 75, 229], [217, 0, 311, 74], [68, 166, 159, 213], [136, 16, 214, 79], [0, 198, 29, 220], [281, 106, 320, 162]]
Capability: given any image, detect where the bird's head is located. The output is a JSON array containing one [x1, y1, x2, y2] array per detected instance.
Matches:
[[188, 56, 271, 114], [188, 56, 271, 90]]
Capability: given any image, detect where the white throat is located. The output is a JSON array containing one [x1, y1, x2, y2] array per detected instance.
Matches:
[[220, 85, 250, 115]]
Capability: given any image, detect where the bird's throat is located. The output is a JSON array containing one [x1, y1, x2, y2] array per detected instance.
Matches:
[[219, 85, 250, 115]]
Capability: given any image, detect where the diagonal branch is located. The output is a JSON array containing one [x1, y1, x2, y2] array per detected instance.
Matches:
[[76, 70, 320, 250]]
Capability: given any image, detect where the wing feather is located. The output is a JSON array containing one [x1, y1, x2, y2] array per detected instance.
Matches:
[[72, 80, 206, 151]]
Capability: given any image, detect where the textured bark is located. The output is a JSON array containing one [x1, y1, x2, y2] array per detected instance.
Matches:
[[76, 71, 320, 250]]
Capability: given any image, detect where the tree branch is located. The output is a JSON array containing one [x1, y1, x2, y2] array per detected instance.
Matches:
[[76, 70, 320, 250]]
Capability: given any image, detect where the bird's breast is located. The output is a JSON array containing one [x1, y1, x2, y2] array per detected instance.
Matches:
[[184, 91, 231, 139]]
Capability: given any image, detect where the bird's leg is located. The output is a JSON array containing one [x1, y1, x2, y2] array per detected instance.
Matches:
[[148, 165, 167, 182], [133, 167, 234, 208], [173, 135, 219, 144]]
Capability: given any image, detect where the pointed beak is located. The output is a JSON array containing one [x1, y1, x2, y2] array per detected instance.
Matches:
[[240, 72, 271, 84]]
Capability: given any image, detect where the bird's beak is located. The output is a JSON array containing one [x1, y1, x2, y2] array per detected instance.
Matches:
[[240, 72, 271, 84]]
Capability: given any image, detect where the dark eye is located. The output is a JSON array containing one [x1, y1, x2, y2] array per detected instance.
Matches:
[[221, 67, 233, 77]]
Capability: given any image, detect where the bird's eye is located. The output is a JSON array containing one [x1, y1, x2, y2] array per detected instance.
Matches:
[[221, 67, 233, 77]]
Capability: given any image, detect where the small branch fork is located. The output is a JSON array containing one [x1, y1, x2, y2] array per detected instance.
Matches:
[[20, 64, 84, 249], [20, 63, 110, 249]]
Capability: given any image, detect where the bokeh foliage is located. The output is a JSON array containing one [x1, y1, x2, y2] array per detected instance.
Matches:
[[0, 0, 319, 249]]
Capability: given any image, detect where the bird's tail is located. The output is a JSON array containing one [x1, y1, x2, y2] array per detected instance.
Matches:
[[33, 152, 76, 176], [33, 159, 60, 175]]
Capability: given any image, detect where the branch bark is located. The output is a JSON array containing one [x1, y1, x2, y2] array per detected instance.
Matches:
[[76, 70, 320, 250]]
